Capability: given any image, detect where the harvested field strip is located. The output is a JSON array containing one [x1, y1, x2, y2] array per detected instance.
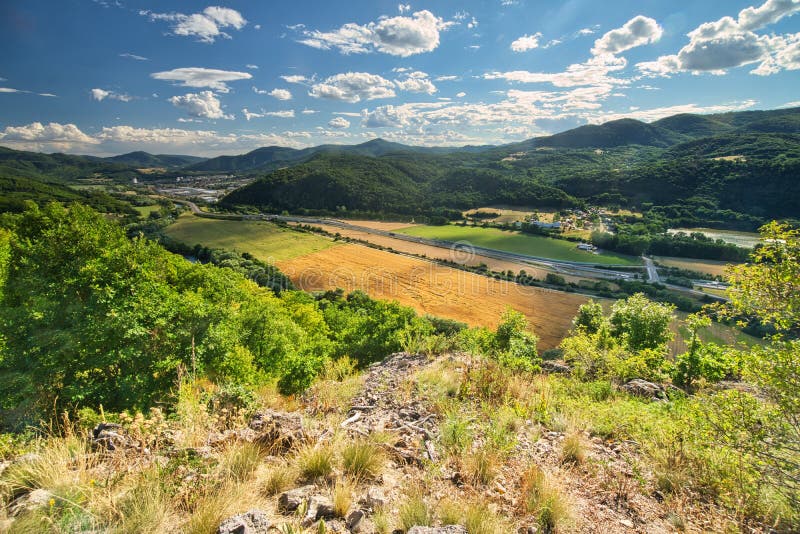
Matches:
[[298, 222, 568, 282], [277, 243, 588, 349], [654, 256, 734, 278]]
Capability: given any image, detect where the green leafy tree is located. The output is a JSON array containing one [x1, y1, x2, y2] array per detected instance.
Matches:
[[572, 299, 604, 334], [493, 308, 540, 372], [609, 293, 675, 352]]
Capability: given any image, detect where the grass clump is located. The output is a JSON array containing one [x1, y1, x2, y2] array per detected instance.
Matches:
[[519, 465, 573, 533], [464, 502, 509, 534], [560, 432, 587, 465], [341, 439, 384, 480], [295, 443, 335, 481], [464, 446, 499, 486], [398, 487, 434, 531], [331, 479, 354, 518], [218, 442, 264, 483], [260, 462, 297, 496], [439, 411, 472, 455]]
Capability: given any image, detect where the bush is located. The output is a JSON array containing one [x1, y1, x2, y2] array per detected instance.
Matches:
[[674, 343, 740, 389], [493, 308, 540, 372]]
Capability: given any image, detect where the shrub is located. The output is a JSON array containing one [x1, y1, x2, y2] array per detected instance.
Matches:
[[519, 465, 573, 532]]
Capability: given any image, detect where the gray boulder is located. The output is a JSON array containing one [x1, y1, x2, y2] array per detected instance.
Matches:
[[407, 527, 468, 534], [217, 510, 271, 534], [621, 379, 665, 399]]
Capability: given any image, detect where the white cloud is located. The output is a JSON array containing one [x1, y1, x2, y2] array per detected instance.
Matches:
[[309, 72, 396, 103], [586, 100, 758, 123], [0, 86, 58, 97], [398, 3, 411, 14], [266, 110, 295, 118], [394, 71, 437, 94], [510, 33, 542, 52], [328, 116, 351, 128], [591, 15, 663, 56], [485, 54, 629, 88], [456, 91, 466, 97], [268, 88, 293, 100], [245, 64, 258, 69], [141, 6, 247, 43], [91, 88, 133, 102], [169, 91, 233, 119], [301, 109, 319, 114], [281, 74, 311, 84], [150, 67, 252, 93], [637, 0, 800, 76], [434, 75, 460, 81], [0, 121, 99, 151], [298, 10, 451, 57], [119, 52, 148, 61]]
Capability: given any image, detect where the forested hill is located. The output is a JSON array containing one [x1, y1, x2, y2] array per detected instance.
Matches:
[[221, 107, 800, 225], [183, 138, 489, 173], [104, 151, 206, 168]]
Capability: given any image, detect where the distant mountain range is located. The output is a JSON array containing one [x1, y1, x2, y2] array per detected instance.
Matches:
[[105, 151, 206, 168], [1, 106, 799, 227]]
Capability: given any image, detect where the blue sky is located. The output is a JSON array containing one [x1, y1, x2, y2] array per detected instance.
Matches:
[[0, 0, 798, 156]]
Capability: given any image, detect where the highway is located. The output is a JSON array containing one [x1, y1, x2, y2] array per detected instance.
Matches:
[[643, 256, 660, 282]]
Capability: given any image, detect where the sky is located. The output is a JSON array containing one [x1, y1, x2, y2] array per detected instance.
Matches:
[[0, 0, 798, 157]]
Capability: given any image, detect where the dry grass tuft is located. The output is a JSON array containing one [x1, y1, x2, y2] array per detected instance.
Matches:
[[398, 487, 434, 531], [519, 465, 573, 533], [295, 443, 335, 481], [331, 478, 354, 518], [560, 432, 587, 465], [341, 440, 385, 480]]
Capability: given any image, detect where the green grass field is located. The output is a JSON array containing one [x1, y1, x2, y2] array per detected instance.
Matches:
[[135, 205, 161, 218], [398, 224, 640, 265], [164, 213, 338, 261]]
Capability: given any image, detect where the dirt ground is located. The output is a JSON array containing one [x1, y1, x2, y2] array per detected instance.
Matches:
[[277, 243, 588, 349]]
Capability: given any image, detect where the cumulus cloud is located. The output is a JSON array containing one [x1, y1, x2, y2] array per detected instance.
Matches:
[[309, 72, 396, 103], [485, 54, 629, 88], [398, 3, 411, 14], [297, 10, 452, 56], [141, 6, 247, 43], [169, 91, 233, 119], [281, 74, 311, 84], [591, 16, 663, 56], [91, 88, 133, 102], [394, 71, 437, 94], [268, 88, 293, 100], [328, 116, 351, 128], [0, 122, 99, 151], [0, 121, 317, 156], [637, 0, 800, 76], [587, 100, 758, 123], [150, 67, 252, 93], [242, 108, 295, 120], [510, 33, 542, 52]]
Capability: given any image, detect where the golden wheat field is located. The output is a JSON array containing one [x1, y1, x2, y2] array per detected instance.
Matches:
[[277, 243, 588, 349]]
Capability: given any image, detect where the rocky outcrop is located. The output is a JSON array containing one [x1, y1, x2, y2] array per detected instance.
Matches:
[[91, 422, 138, 451], [407, 526, 468, 534], [621, 379, 666, 400], [249, 409, 306, 453], [217, 510, 271, 534], [541, 361, 571, 375]]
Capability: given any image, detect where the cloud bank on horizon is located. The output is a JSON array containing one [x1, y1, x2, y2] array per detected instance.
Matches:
[[0, 0, 798, 156]]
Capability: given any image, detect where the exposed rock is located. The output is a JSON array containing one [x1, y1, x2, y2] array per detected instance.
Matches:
[[217, 509, 271, 534], [278, 485, 315, 513], [9, 488, 54, 517], [249, 410, 306, 453], [362, 486, 387, 509], [301, 495, 335, 526], [407, 526, 468, 534], [621, 379, 665, 400], [346, 509, 365, 531], [541, 361, 571, 375], [91, 422, 138, 451]]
